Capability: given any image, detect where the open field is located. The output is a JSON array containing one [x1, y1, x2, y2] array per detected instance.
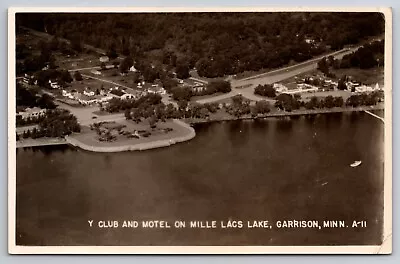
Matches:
[[56, 52, 101, 71], [81, 68, 139, 88]]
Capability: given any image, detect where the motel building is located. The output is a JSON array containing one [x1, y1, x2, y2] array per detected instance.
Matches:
[[17, 107, 46, 120]]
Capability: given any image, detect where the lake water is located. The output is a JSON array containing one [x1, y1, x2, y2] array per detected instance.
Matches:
[[16, 111, 385, 246]]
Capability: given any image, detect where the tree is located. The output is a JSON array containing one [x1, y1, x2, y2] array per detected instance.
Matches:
[[100, 62, 106, 70], [107, 42, 118, 59], [337, 75, 348, 90], [324, 95, 335, 108], [120, 56, 134, 73], [206, 81, 231, 94], [60, 70, 73, 84], [124, 109, 131, 120], [317, 57, 330, 74], [177, 100, 188, 111], [254, 100, 270, 114], [175, 57, 190, 79], [171, 87, 193, 101], [333, 96, 344, 107], [37, 94, 56, 109], [275, 94, 299, 112], [231, 95, 244, 106], [148, 115, 158, 129], [74, 71, 83, 81], [254, 84, 276, 98]]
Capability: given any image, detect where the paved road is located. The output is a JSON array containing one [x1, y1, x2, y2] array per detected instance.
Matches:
[[195, 44, 376, 104], [68, 66, 101, 72]]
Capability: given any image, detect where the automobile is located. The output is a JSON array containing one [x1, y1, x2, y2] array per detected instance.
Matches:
[[92, 116, 97, 119]]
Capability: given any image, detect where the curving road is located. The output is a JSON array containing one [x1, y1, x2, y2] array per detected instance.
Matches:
[[196, 39, 382, 104]]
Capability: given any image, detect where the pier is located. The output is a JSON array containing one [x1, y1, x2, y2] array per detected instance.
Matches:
[[364, 110, 385, 123]]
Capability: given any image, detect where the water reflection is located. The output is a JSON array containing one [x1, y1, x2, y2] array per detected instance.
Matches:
[[15, 113, 384, 246]]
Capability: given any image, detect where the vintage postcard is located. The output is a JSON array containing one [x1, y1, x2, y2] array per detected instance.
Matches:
[[8, 7, 392, 254]]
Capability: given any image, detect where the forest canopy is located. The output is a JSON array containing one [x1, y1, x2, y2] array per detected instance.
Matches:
[[16, 12, 385, 78]]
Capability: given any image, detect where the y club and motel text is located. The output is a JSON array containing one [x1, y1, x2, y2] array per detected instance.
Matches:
[[89, 220, 368, 229]]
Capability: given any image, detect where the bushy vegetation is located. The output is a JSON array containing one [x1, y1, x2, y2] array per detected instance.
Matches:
[[317, 40, 384, 77], [16, 83, 57, 109], [254, 84, 276, 97], [305, 96, 344, 109], [346, 91, 384, 107]]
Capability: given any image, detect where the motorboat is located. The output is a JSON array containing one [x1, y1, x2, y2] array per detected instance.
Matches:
[[350, 160, 362, 167]]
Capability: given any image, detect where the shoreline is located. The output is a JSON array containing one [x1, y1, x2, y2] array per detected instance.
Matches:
[[186, 104, 385, 125], [15, 105, 383, 150], [65, 119, 196, 153], [16, 138, 67, 148]]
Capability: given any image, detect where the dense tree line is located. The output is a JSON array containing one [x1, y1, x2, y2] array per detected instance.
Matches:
[[170, 80, 231, 101], [16, 34, 76, 74], [346, 91, 384, 107], [104, 93, 163, 113], [305, 96, 344, 109], [193, 80, 232, 96], [17, 109, 81, 140], [335, 40, 384, 69], [17, 12, 384, 78], [317, 40, 384, 75], [274, 94, 301, 112], [16, 83, 57, 109]]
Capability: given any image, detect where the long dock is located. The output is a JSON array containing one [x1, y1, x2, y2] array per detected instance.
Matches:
[[364, 110, 385, 123]]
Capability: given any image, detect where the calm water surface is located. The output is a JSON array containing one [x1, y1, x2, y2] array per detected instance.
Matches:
[[16, 111, 384, 246]]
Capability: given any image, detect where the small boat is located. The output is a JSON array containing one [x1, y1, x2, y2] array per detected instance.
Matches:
[[350, 160, 362, 167]]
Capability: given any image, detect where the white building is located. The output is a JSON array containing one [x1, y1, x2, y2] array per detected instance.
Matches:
[[17, 107, 46, 120], [49, 80, 60, 89], [355, 85, 374, 93], [273, 83, 288, 93], [99, 56, 109, 63], [83, 89, 95, 97], [121, 93, 136, 100]]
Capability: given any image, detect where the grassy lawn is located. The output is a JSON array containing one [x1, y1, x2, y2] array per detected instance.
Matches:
[[191, 92, 224, 102], [300, 90, 353, 100], [67, 78, 114, 93], [56, 53, 100, 70], [80, 68, 139, 89], [280, 67, 384, 89], [71, 119, 192, 147], [331, 67, 384, 86], [91, 110, 115, 116]]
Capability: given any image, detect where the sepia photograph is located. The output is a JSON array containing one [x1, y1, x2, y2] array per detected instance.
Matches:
[[8, 7, 392, 254]]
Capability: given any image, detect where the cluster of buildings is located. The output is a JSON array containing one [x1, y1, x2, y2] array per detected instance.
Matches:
[[273, 82, 319, 95], [351, 83, 383, 93], [274, 74, 383, 96], [17, 107, 46, 120], [179, 78, 207, 92], [61, 83, 167, 106]]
